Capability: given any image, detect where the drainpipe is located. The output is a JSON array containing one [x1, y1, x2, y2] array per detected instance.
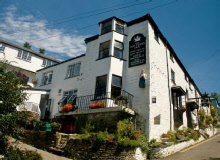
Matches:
[[165, 41, 172, 131]]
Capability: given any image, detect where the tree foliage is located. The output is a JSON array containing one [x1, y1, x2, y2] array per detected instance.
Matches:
[[23, 42, 31, 49], [39, 48, 45, 54], [0, 61, 28, 153], [211, 92, 219, 100]]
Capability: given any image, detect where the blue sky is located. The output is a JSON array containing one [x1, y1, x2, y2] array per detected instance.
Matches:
[[0, 0, 219, 95]]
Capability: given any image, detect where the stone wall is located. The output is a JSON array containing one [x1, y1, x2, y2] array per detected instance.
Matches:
[[64, 139, 146, 160]]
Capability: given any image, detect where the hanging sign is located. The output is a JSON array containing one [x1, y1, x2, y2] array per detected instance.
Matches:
[[129, 34, 146, 67]]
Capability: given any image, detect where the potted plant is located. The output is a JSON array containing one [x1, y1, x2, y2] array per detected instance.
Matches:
[[61, 104, 73, 113], [115, 95, 128, 105], [89, 101, 106, 109], [31, 79, 38, 85], [160, 133, 170, 142]]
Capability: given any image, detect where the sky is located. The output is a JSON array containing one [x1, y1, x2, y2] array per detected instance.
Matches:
[[0, 0, 219, 95]]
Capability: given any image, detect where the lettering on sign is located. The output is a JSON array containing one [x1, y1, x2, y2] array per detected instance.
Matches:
[[129, 34, 146, 67]]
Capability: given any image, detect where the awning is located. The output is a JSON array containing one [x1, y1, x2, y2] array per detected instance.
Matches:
[[171, 85, 186, 96], [186, 100, 199, 111]]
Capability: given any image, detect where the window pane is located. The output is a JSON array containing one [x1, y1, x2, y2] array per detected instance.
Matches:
[[22, 51, 28, 60], [95, 75, 107, 97], [112, 75, 122, 88], [114, 41, 123, 49], [116, 24, 124, 34], [27, 53, 32, 61], [42, 59, 46, 66], [100, 50, 109, 59], [101, 21, 112, 34], [17, 50, 22, 58], [114, 48, 122, 59], [99, 41, 110, 59], [100, 41, 110, 51]]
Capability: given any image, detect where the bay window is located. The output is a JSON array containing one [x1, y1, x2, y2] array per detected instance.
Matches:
[[111, 75, 122, 98], [101, 20, 112, 34], [115, 22, 124, 34]]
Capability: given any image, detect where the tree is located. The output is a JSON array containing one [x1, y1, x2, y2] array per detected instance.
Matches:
[[39, 48, 45, 54], [0, 61, 27, 153], [211, 92, 219, 100], [23, 42, 31, 49]]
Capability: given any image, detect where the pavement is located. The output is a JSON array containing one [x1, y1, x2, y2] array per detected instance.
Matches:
[[155, 133, 220, 160], [10, 139, 71, 160]]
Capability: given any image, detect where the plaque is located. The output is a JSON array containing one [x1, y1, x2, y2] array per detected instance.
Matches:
[[129, 34, 146, 67]]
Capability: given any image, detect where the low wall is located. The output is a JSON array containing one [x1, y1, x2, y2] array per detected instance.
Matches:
[[64, 139, 146, 160], [153, 128, 218, 158]]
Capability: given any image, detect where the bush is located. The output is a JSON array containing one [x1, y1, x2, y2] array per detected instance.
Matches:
[[81, 121, 94, 134], [5, 147, 42, 160], [117, 118, 135, 140]]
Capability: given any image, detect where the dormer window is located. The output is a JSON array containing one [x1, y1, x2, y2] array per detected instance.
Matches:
[[115, 22, 124, 34], [101, 20, 112, 34], [17, 50, 32, 61]]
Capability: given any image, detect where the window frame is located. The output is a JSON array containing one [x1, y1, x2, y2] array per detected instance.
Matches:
[[0, 43, 5, 52], [17, 50, 32, 61], [170, 52, 174, 62], [115, 21, 124, 34], [111, 75, 122, 98], [171, 69, 175, 83], [66, 62, 81, 78], [42, 71, 53, 85], [114, 40, 123, 59], [95, 75, 107, 99], [101, 20, 112, 35], [99, 41, 110, 59]]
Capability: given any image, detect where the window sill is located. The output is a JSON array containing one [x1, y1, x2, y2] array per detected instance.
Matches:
[[96, 56, 111, 61], [65, 75, 80, 80], [96, 55, 127, 61], [100, 30, 127, 36]]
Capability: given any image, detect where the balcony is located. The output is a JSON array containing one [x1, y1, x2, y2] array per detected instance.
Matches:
[[57, 90, 134, 116]]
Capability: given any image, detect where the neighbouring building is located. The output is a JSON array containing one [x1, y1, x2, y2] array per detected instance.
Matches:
[[34, 14, 202, 139], [0, 39, 60, 117], [0, 39, 60, 87]]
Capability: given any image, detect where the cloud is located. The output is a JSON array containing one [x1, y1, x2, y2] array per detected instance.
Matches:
[[0, 5, 89, 59]]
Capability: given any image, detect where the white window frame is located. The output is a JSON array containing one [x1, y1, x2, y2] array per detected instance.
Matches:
[[101, 20, 112, 34], [115, 21, 124, 34], [0, 43, 5, 52], [42, 59, 56, 67], [99, 41, 110, 59], [63, 89, 78, 103], [66, 63, 81, 78], [114, 41, 123, 59], [42, 71, 53, 85], [17, 50, 32, 61], [171, 70, 175, 83]]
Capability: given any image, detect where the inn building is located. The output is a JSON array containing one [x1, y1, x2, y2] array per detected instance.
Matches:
[[34, 14, 201, 139]]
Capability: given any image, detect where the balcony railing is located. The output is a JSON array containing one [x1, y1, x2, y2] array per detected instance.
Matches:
[[59, 90, 133, 113]]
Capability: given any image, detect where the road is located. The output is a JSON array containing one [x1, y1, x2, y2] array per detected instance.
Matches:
[[156, 134, 220, 160]]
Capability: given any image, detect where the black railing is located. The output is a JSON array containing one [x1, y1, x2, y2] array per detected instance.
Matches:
[[59, 90, 133, 113]]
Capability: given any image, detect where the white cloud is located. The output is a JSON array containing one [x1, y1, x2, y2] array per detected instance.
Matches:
[[0, 5, 89, 58]]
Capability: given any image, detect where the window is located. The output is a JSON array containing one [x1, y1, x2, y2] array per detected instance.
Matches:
[[170, 52, 174, 62], [66, 63, 81, 78], [42, 71, 53, 85], [172, 91, 183, 125], [185, 74, 188, 82], [171, 70, 175, 83], [0, 43, 5, 52], [154, 31, 159, 42], [58, 90, 77, 107], [114, 41, 123, 59], [17, 50, 32, 61], [111, 75, 122, 98], [101, 20, 112, 34], [189, 81, 192, 90], [42, 59, 57, 67], [99, 41, 110, 59], [95, 75, 107, 98], [115, 22, 124, 34]]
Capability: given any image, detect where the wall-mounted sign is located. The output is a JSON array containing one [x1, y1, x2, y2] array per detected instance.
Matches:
[[154, 114, 160, 125], [152, 97, 156, 103], [129, 34, 146, 67]]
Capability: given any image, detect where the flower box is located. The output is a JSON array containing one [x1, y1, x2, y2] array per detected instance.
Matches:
[[89, 101, 106, 109]]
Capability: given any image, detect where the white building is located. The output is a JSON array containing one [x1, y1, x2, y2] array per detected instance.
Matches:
[[35, 14, 201, 139], [0, 39, 60, 87], [0, 39, 60, 118]]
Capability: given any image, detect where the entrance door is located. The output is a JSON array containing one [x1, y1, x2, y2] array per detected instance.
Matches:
[[95, 75, 107, 99]]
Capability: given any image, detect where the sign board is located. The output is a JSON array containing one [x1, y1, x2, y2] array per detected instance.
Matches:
[[129, 34, 146, 67], [152, 97, 156, 103], [154, 114, 160, 125]]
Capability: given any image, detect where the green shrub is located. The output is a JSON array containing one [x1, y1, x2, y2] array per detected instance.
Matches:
[[81, 121, 94, 134], [5, 147, 42, 160], [118, 139, 139, 148], [117, 118, 135, 139]]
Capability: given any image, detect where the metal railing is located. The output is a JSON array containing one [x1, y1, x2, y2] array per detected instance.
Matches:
[[59, 90, 133, 113]]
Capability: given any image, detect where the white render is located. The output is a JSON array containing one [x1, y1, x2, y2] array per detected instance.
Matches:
[[35, 14, 202, 139]]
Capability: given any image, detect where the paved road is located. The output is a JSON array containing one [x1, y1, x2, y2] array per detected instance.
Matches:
[[156, 134, 220, 160]]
